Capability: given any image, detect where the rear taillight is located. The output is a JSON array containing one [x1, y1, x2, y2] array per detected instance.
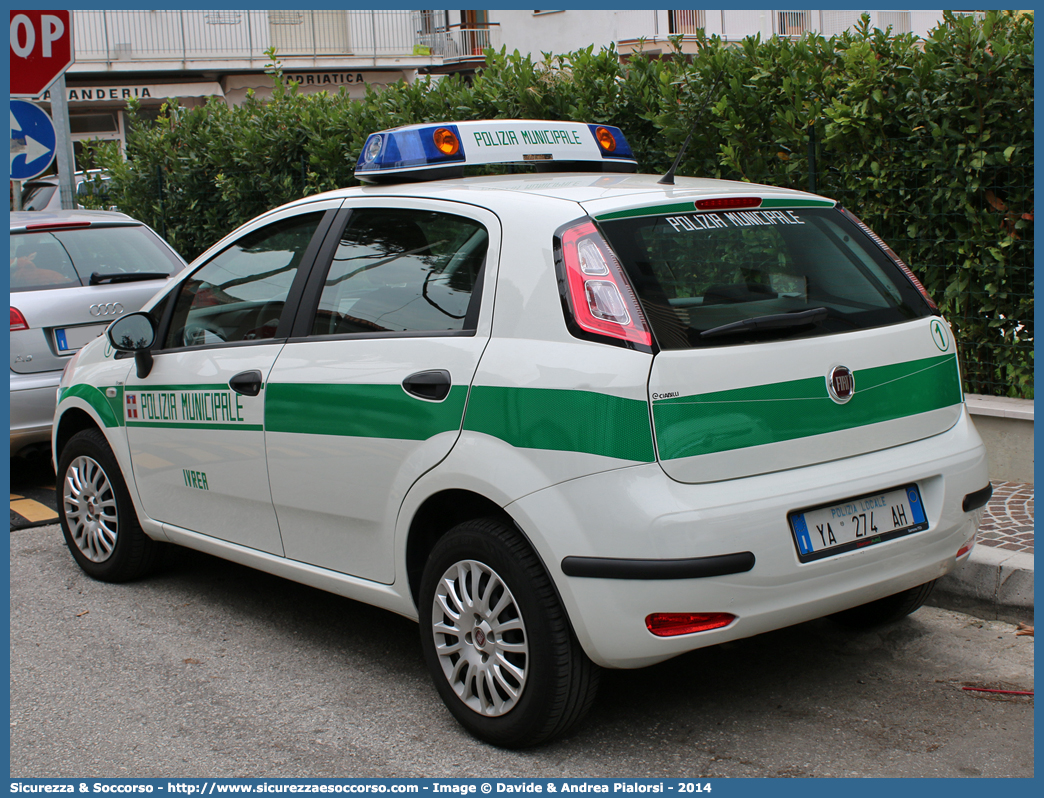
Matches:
[[839, 207, 938, 311], [556, 219, 653, 349], [11, 307, 29, 332], [646, 612, 736, 637]]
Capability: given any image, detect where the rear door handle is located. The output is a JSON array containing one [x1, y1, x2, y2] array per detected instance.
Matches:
[[229, 369, 263, 397], [402, 370, 452, 401]]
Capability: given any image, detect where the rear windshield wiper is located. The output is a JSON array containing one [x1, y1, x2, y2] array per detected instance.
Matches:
[[89, 271, 170, 286], [699, 307, 829, 339]]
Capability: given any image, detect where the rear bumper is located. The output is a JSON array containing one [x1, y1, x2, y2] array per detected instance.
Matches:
[[10, 369, 61, 454], [508, 407, 989, 668]]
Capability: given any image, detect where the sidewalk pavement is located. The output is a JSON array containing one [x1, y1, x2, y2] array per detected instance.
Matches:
[[931, 481, 1035, 624]]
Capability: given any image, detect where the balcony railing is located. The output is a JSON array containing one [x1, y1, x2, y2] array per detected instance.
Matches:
[[669, 10, 707, 35], [72, 9, 436, 65], [774, 10, 813, 37], [413, 23, 502, 62]]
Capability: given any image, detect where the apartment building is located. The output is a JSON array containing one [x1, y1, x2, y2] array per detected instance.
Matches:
[[487, 10, 948, 60], [36, 9, 497, 164]]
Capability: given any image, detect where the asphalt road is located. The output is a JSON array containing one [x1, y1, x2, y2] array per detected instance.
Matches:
[[10, 521, 1034, 779]]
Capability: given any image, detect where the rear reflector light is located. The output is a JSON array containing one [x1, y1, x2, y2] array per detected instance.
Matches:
[[558, 220, 652, 348], [646, 612, 736, 637], [838, 207, 937, 311], [24, 221, 92, 231], [694, 197, 762, 211], [11, 307, 29, 332], [957, 528, 979, 559]]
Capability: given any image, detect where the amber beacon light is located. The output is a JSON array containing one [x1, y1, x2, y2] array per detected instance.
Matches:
[[594, 126, 617, 153], [433, 127, 460, 156]]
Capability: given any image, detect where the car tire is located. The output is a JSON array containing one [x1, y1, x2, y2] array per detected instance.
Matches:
[[57, 428, 163, 583], [830, 580, 937, 628], [418, 517, 600, 748]]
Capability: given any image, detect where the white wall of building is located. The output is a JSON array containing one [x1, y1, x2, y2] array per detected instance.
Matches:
[[487, 10, 660, 59], [488, 9, 949, 60]]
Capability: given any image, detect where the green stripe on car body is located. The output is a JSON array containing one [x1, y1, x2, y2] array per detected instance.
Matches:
[[594, 197, 835, 222], [652, 354, 963, 460], [463, 385, 657, 462], [127, 421, 263, 432], [65, 353, 960, 465], [596, 202, 699, 221], [59, 384, 123, 428], [759, 198, 835, 208], [265, 383, 469, 441]]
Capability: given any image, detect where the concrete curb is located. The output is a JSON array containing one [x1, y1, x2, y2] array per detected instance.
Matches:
[[930, 544, 1034, 625]]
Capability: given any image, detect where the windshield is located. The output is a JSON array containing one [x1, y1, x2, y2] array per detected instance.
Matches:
[[598, 207, 934, 349]]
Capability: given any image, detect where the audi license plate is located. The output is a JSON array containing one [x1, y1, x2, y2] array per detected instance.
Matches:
[[789, 484, 928, 563], [54, 323, 109, 353]]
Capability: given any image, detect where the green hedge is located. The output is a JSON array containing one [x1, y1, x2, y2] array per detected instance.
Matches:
[[91, 11, 1033, 398]]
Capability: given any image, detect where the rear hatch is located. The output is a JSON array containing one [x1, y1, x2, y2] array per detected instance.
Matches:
[[583, 194, 963, 483], [10, 221, 184, 375]]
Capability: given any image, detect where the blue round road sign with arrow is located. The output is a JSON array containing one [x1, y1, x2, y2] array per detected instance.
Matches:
[[10, 99, 57, 180]]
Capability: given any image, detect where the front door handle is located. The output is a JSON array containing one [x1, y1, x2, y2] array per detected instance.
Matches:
[[229, 369, 263, 397], [402, 370, 452, 401]]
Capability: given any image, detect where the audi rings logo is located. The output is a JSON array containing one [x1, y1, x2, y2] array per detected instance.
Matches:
[[90, 303, 124, 317]]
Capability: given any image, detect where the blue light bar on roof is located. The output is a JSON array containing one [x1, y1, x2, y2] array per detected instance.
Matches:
[[354, 119, 637, 183]]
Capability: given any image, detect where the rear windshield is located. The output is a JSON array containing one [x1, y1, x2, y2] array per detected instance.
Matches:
[[599, 207, 934, 349], [10, 225, 183, 293]]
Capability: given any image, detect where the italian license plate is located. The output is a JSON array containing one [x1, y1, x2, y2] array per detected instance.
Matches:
[[54, 323, 109, 353], [789, 484, 928, 563]]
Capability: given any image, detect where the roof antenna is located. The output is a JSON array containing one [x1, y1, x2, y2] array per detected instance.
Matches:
[[658, 69, 724, 186]]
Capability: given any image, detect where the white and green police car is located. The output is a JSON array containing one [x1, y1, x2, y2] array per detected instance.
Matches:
[[54, 120, 991, 748]]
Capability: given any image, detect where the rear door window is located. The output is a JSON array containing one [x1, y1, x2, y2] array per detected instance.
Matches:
[[599, 207, 934, 349]]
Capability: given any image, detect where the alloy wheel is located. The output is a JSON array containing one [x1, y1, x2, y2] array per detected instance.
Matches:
[[431, 559, 529, 716], [63, 455, 118, 563]]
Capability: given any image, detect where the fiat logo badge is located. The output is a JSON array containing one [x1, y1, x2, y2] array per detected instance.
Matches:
[[827, 365, 855, 404]]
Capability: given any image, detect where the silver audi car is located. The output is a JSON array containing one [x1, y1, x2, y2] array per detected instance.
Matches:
[[10, 210, 186, 456]]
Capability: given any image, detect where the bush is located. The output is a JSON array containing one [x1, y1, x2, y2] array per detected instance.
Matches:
[[91, 12, 1033, 398]]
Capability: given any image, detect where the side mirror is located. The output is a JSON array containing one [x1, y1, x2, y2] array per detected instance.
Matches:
[[107, 312, 157, 378]]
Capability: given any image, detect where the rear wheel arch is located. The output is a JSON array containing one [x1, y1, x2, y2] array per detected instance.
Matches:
[[405, 489, 512, 607], [403, 488, 588, 657]]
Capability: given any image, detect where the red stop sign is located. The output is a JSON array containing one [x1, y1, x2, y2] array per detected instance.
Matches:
[[10, 10, 73, 98]]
